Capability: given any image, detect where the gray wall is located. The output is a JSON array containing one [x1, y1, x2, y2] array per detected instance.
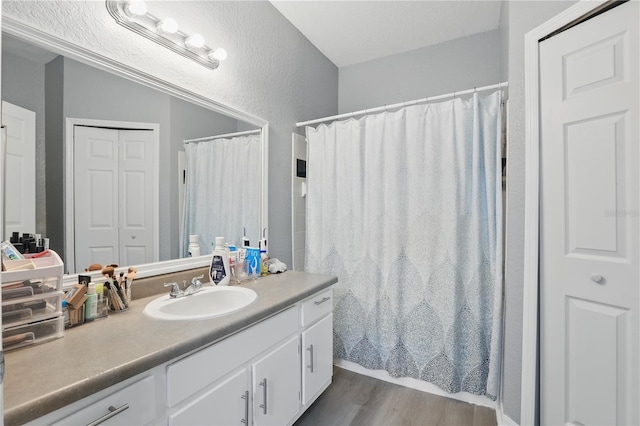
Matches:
[[338, 29, 501, 114], [1, 51, 46, 234], [500, 1, 576, 423], [44, 57, 64, 258]]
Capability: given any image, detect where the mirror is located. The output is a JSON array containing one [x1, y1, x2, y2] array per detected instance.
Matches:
[[1, 25, 268, 276]]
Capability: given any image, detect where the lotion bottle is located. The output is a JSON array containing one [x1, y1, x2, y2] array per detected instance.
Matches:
[[209, 237, 230, 286], [85, 283, 98, 320]]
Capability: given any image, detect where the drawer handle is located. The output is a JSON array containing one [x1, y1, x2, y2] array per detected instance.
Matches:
[[259, 378, 268, 415], [86, 403, 129, 426], [241, 390, 249, 424], [307, 344, 315, 373], [314, 297, 331, 306]]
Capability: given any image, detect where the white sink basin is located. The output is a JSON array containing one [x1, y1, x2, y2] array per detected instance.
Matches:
[[143, 286, 257, 321]]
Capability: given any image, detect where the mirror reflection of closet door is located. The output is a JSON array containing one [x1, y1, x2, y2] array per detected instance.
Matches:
[[74, 125, 155, 271], [1, 101, 36, 237]]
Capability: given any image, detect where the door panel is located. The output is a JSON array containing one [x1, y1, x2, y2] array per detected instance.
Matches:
[[75, 126, 156, 271], [1, 101, 36, 236], [75, 127, 119, 270], [252, 336, 300, 426], [539, 2, 639, 425], [119, 130, 155, 266]]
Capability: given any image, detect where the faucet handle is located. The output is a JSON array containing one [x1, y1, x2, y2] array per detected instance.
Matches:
[[164, 282, 183, 298], [191, 275, 204, 286]]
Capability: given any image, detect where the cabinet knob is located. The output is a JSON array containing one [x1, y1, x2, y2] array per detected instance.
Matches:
[[591, 274, 604, 283]]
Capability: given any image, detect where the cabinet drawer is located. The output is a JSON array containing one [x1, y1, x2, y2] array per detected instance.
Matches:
[[53, 375, 156, 425], [167, 306, 298, 407], [301, 288, 333, 327]]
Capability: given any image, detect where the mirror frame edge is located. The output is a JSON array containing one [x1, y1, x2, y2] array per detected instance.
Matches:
[[2, 16, 270, 287]]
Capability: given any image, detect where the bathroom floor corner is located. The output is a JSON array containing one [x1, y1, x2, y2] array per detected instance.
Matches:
[[294, 366, 497, 426]]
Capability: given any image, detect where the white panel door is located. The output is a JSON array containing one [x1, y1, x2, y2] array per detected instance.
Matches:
[[74, 126, 119, 271], [118, 129, 155, 266], [539, 2, 639, 425], [75, 126, 156, 271], [252, 336, 301, 426], [1, 101, 35, 236]]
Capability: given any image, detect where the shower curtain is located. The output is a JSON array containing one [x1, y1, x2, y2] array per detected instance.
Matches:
[[182, 133, 261, 255], [305, 91, 503, 399]]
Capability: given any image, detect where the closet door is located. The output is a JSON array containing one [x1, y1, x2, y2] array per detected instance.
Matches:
[[118, 129, 155, 267], [74, 126, 156, 271], [539, 2, 639, 425], [74, 126, 120, 271]]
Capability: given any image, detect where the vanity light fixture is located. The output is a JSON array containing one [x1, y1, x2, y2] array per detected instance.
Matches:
[[106, 0, 226, 70]]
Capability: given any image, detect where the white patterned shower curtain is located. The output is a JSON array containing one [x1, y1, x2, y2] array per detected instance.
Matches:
[[182, 133, 261, 255], [305, 91, 503, 399]]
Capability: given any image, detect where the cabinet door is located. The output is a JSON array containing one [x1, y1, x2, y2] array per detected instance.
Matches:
[[252, 336, 301, 426], [302, 314, 333, 405], [169, 369, 249, 426]]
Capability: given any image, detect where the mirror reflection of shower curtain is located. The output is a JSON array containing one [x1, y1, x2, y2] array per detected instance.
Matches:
[[305, 91, 503, 400], [182, 133, 261, 256]]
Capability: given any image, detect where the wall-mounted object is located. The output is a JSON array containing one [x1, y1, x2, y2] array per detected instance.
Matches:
[[106, 0, 227, 70]]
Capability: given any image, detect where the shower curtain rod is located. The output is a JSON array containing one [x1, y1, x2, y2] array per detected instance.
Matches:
[[296, 81, 509, 128], [183, 128, 261, 144]]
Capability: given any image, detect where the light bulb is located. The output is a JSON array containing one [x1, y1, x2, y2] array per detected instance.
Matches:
[[209, 48, 227, 61], [156, 18, 178, 34], [185, 34, 205, 49], [124, 0, 147, 17]]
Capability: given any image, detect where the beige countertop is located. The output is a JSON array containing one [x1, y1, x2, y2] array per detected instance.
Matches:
[[3, 271, 337, 425]]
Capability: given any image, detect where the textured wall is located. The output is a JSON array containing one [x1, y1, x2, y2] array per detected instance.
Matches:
[[338, 29, 501, 114], [3, 0, 339, 265], [501, 1, 576, 423]]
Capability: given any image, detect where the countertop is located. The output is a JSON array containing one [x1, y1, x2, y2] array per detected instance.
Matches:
[[3, 271, 337, 425]]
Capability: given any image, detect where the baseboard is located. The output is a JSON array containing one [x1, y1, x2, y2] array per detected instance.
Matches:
[[334, 359, 497, 409], [495, 399, 519, 426]]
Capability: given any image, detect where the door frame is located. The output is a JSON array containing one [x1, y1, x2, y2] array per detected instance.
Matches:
[[522, 0, 623, 424], [65, 117, 160, 274]]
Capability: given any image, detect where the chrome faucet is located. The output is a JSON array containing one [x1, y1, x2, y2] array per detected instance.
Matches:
[[184, 275, 204, 296], [164, 275, 204, 298]]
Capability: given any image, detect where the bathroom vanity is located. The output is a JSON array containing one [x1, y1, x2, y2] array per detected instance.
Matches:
[[3, 271, 336, 426]]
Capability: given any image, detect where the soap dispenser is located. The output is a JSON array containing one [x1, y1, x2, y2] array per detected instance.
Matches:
[[209, 237, 230, 286]]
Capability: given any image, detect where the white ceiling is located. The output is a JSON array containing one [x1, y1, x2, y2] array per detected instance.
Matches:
[[270, 1, 503, 68]]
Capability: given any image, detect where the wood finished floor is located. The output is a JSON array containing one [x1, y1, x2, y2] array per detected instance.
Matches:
[[294, 367, 497, 426]]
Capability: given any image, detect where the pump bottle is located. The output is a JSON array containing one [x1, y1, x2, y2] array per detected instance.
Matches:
[[209, 237, 231, 286]]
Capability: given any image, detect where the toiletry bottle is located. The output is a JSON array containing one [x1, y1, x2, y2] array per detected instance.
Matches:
[[209, 237, 231, 286], [188, 234, 201, 257], [85, 283, 98, 320], [259, 238, 269, 276]]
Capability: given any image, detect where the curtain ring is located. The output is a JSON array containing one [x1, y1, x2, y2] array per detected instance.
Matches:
[[473, 86, 477, 93], [453, 90, 456, 99]]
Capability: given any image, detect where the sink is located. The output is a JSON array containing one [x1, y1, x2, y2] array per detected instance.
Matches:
[[143, 286, 257, 321]]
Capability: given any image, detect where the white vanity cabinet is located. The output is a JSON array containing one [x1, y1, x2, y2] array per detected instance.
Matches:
[[301, 313, 333, 405], [25, 285, 334, 426], [169, 368, 250, 426], [26, 373, 159, 426], [299, 288, 334, 407], [252, 336, 301, 426]]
